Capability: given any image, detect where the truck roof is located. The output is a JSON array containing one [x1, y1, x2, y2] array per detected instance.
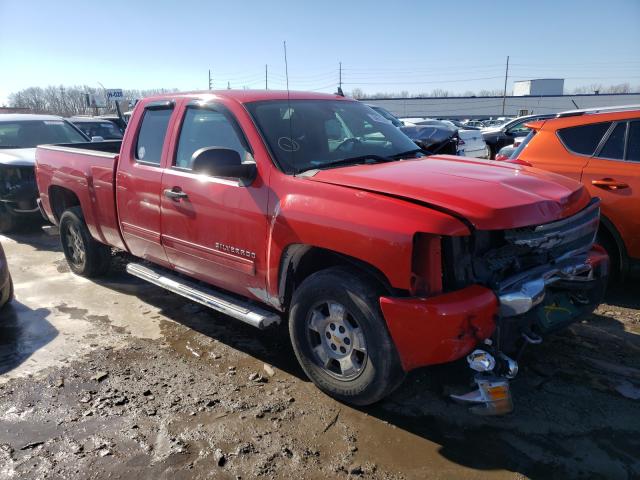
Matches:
[[0, 113, 66, 122], [143, 89, 349, 104]]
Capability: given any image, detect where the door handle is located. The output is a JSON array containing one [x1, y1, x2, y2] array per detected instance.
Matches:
[[591, 179, 629, 191], [163, 188, 189, 200]]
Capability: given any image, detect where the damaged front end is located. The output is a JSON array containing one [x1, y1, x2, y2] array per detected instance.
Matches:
[[0, 164, 40, 216], [445, 198, 608, 414]]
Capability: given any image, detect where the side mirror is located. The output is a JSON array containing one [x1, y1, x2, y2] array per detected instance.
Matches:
[[191, 147, 256, 182], [91, 136, 104, 142]]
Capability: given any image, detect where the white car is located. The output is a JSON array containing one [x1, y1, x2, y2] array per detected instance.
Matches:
[[398, 117, 423, 126], [416, 119, 489, 159], [455, 127, 489, 159]]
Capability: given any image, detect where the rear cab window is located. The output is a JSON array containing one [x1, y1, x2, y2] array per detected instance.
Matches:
[[135, 107, 173, 165], [557, 122, 611, 156]]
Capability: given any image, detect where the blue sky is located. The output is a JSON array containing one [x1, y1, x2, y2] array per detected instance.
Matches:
[[1, 0, 639, 104]]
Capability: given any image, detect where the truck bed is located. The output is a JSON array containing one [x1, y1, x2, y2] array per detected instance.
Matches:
[[36, 141, 127, 250]]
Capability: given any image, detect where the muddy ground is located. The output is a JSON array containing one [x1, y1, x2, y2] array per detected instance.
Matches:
[[0, 228, 638, 480]]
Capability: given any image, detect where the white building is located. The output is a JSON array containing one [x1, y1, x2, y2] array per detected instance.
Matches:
[[366, 93, 640, 120], [513, 79, 565, 96]]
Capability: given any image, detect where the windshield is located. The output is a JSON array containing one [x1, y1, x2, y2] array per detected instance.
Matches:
[[73, 121, 123, 140], [0, 119, 87, 148], [246, 100, 420, 173]]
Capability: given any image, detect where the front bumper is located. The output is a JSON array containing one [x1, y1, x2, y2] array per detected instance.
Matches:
[[380, 245, 608, 372], [380, 285, 497, 371]]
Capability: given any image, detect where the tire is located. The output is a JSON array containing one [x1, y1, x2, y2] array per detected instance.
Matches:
[[486, 145, 495, 160], [597, 230, 620, 282], [0, 204, 17, 234], [59, 207, 111, 277], [289, 267, 405, 406]]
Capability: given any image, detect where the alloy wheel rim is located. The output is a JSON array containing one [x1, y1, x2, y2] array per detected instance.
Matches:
[[66, 224, 85, 265], [306, 301, 367, 380]]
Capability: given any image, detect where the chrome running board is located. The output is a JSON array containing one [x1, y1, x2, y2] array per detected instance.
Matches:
[[126, 263, 281, 329]]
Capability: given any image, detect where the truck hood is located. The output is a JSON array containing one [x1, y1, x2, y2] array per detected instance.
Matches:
[[0, 148, 36, 167], [307, 155, 591, 230]]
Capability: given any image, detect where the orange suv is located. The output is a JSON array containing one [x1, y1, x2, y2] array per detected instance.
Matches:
[[509, 106, 640, 278]]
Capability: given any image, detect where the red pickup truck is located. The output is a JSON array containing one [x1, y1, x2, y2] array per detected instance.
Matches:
[[35, 90, 608, 410]]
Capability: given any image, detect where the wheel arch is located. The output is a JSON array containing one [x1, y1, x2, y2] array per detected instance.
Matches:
[[598, 214, 628, 278], [48, 185, 81, 223], [278, 244, 397, 312]]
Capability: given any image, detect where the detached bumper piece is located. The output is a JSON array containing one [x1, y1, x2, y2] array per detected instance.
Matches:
[[451, 375, 514, 416], [451, 348, 518, 415]]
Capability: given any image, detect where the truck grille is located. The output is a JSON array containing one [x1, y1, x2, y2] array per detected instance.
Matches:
[[503, 198, 599, 259], [442, 199, 600, 290]]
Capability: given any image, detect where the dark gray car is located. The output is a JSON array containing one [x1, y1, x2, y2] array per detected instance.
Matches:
[[0, 114, 88, 232]]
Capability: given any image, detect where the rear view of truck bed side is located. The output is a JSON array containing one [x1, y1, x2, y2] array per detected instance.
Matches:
[[35, 141, 127, 251]]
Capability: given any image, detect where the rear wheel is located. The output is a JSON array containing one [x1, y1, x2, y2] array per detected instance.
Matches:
[[59, 207, 111, 277], [289, 267, 405, 405]]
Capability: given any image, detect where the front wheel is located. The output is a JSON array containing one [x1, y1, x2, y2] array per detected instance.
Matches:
[[59, 207, 111, 277], [289, 267, 405, 406]]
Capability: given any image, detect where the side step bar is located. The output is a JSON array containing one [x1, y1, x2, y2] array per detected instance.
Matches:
[[126, 263, 281, 329]]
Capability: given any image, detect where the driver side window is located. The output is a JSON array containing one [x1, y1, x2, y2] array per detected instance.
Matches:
[[507, 121, 530, 136], [175, 108, 251, 170]]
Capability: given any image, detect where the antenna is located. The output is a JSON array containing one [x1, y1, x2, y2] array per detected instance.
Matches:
[[284, 41, 295, 174], [335, 61, 344, 96]]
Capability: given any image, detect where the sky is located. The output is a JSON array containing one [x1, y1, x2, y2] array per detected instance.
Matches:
[[1, 0, 639, 104]]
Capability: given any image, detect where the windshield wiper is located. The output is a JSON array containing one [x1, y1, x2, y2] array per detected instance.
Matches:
[[388, 148, 425, 159], [299, 154, 392, 173]]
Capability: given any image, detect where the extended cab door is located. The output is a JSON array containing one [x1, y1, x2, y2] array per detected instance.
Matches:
[[159, 100, 270, 299], [582, 119, 640, 260], [116, 100, 178, 266]]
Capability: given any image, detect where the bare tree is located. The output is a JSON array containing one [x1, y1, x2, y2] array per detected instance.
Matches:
[[8, 85, 179, 116]]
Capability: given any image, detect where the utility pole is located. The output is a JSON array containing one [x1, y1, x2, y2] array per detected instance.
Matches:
[[265, 64, 268, 90], [208, 69, 213, 90], [501, 55, 509, 116]]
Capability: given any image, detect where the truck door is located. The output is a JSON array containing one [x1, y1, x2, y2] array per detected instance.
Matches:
[[116, 100, 178, 267], [159, 101, 269, 300], [582, 119, 640, 261]]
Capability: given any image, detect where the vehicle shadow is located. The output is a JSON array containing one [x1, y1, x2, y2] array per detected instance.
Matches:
[[604, 281, 640, 309], [94, 259, 307, 379], [363, 310, 640, 479], [0, 222, 60, 253], [0, 301, 57, 376], [94, 260, 640, 479]]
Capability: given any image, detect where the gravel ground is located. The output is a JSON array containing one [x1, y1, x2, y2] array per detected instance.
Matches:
[[0, 228, 638, 479]]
